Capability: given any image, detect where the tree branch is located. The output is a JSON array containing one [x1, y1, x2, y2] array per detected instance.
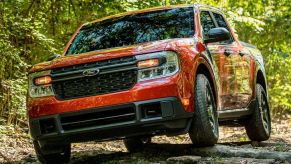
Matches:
[[69, 0, 77, 17], [24, 0, 36, 16]]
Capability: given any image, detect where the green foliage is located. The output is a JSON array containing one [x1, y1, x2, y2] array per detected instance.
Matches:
[[266, 54, 291, 112], [0, 32, 28, 123], [0, 0, 290, 125]]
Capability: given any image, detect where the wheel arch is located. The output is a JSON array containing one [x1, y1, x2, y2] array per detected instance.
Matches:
[[195, 63, 218, 109], [256, 69, 267, 93]]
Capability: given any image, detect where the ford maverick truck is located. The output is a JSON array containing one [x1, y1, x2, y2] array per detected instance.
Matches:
[[27, 4, 271, 163]]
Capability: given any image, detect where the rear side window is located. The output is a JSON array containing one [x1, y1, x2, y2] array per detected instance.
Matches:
[[212, 12, 229, 30], [200, 11, 216, 39]]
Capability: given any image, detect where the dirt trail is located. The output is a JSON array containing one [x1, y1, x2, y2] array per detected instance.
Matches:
[[0, 118, 290, 163]]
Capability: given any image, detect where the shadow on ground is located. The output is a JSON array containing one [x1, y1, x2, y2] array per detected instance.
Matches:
[[6, 141, 291, 163], [67, 143, 200, 164]]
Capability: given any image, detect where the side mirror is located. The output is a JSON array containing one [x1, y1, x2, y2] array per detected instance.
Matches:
[[204, 27, 231, 44], [47, 54, 61, 61]]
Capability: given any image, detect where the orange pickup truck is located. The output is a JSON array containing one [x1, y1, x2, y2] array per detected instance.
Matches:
[[27, 4, 271, 163]]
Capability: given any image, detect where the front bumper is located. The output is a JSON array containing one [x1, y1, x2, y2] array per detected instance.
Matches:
[[27, 73, 195, 118], [30, 97, 192, 146]]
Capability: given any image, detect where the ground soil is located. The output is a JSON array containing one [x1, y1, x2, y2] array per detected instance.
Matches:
[[0, 116, 290, 164]]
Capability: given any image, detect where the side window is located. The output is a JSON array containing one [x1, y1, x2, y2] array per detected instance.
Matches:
[[212, 12, 229, 30], [200, 11, 216, 39]]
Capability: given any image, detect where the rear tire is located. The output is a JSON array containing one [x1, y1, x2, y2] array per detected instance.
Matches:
[[123, 136, 151, 152], [189, 74, 219, 146], [245, 84, 271, 141], [33, 141, 71, 164]]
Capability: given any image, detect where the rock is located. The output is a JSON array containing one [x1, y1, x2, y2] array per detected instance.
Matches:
[[22, 154, 37, 163], [239, 144, 253, 149], [222, 141, 291, 149], [190, 145, 291, 162], [251, 141, 260, 147], [167, 155, 201, 163], [213, 157, 276, 164], [147, 143, 291, 162]]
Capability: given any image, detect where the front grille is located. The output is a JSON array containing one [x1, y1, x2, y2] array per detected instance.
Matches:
[[51, 56, 136, 74], [51, 56, 137, 100], [60, 106, 135, 131]]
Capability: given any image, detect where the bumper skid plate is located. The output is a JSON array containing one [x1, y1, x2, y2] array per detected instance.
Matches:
[[30, 97, 193, 146]]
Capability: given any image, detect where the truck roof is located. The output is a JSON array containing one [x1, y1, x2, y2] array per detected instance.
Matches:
[[84, 3, 221, 27]]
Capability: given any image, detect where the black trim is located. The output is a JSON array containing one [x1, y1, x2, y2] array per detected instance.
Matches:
[[218, 100, 256, 122], [51, 61, 137, 82], [218, 108, 252, 119], [29, 97, 192, 149], [51, 56, 136, 75]]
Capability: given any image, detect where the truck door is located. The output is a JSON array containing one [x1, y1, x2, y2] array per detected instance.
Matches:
[[200, 10, 253, 110]]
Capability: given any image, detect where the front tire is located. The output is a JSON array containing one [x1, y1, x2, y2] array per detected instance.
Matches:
[[33, 141, 71, 164], [245, 84, 271, 141], [189, 74, 219, 146]]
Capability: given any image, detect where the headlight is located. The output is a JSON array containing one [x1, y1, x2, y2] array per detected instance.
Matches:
[[136, 51, 179, 81], [28, 70, 54, 98]]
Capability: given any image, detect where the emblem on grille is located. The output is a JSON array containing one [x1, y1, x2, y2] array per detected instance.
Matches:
[[83, 68, 100, 77]]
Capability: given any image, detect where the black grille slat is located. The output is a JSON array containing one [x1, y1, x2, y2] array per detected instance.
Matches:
[[51, 56, 136, 74], [61, 113, 135, 126], [60, 106, 135, 131], [51, 64, 136, 82], [51, 56, 137, 100]]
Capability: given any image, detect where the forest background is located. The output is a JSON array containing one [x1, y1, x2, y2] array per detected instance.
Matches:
[[0, 0, 290, 125]]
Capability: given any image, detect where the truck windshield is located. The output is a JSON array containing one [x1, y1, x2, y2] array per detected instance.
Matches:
[[66, 7, 194, 55]]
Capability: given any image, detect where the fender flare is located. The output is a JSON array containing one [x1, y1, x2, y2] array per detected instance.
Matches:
[[193, 55, 220, 109]]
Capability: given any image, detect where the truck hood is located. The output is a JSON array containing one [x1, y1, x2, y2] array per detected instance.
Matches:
[[29, 38, 195, 73]]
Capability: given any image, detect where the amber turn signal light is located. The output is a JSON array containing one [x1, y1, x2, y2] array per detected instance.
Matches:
[[137, 59, 159, 69], [181, 98, 190, 106], [34, 76, 52, 85]]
